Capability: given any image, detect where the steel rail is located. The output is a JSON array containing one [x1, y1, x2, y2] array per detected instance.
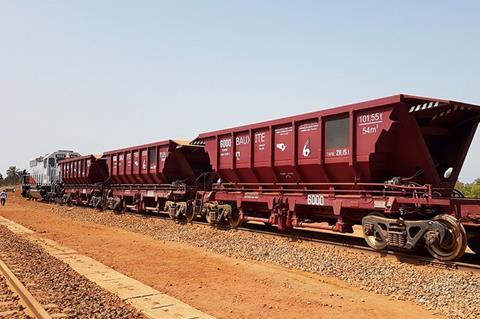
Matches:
[[0, 257, 52, 319]]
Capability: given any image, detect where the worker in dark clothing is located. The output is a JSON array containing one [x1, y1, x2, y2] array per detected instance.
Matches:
[[0, 190, 6, 206]]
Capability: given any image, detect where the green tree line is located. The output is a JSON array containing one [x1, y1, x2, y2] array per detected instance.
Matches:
[[0, 166, 26, 187], [455, 178, 480, 198]]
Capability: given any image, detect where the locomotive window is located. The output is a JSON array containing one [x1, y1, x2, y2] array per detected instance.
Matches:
[[325, 116, 350, 149], [148, 148, 157, 165], [48, 158, 55, 167]]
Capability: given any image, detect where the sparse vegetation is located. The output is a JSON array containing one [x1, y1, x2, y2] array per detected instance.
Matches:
[[0, 166, 26, 187], [455, 178, 480, 198]]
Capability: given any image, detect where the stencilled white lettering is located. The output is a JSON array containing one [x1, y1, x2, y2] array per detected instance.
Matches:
[[359, 112, 384, 135], [307, 194, 325, 206]]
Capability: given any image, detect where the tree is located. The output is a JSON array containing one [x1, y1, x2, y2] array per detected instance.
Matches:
[[3, 166, 23, 186], [456, 179, 480, 198], [6, 166, 21, 179]]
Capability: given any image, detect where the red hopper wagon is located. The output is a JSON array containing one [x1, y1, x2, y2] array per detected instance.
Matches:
[[102, 140, 211, 215], [196, 94, 480, 260], [59, 155, 109, 205]]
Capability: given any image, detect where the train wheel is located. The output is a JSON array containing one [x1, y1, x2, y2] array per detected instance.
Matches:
[[185, 206, 195, 223], [168, 206, 176, 219], [205, 210, 214, 225], [228, 208, 243, 229], [362, 213, 388, 250], [467, 229, 480, 255], [426, 215, 467, 261], [118, 199, 126, 213]]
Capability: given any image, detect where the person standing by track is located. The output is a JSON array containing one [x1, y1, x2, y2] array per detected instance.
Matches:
[[0, 190, 6, 206]]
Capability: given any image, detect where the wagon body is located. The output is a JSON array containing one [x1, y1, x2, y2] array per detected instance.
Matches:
[[197, 94, 480, 189], [103, 140, 211, 186], [59, 155, 109, 185]]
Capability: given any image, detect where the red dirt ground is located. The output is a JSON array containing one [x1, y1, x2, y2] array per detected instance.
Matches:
[[0, 192, 443, 319]]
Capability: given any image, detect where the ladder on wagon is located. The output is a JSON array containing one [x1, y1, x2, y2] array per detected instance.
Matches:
[[193, 191, 205, 216], [191, 171, 218, 221]]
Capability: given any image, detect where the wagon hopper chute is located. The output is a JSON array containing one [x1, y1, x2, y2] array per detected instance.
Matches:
[[196, 94, 480, 261]]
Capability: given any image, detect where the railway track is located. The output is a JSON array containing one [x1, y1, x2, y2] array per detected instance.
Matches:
[[114, 207, 480, 273], [234, 224, 480, 273], [0, 257, 51, 319]]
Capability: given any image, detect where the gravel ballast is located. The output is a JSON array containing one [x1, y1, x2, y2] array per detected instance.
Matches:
[[41, 206, 480, 318], [0, 225, 144, 319], [0, 271, 31, 318]]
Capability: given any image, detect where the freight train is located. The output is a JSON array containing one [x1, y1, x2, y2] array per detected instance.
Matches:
[[25, 94, 480, 261]]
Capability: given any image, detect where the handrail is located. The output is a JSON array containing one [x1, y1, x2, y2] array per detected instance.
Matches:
[[218, 181, 431, 190]]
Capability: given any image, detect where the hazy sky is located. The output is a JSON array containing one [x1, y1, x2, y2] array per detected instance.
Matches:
[[1, 1, 479, 181]]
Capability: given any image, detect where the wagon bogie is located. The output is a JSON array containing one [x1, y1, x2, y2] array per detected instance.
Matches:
[[361, 213, 467, 261], [104, 196, 123, 212], [165, 201, 189, 220], [62, 186, 102, 207], [201, 201, 234, 226]]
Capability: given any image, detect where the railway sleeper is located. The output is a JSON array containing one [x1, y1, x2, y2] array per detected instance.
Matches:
[[362, 214, 467, 261]]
